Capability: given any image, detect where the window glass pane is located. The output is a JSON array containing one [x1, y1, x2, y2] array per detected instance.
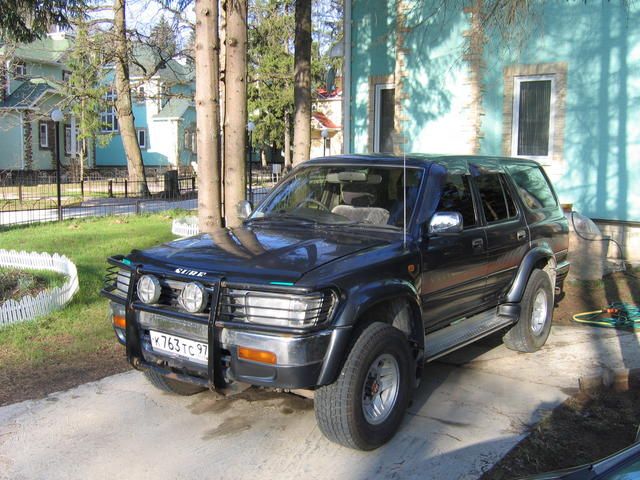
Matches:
[[436, 174, 476, 229], [500, 176, 518, 218], [65, 127, 71, 154], [378, 88, 395, 153], [506, 164, 557, 209], [476, 174, 509, 223], [517, 80, 551, 156]]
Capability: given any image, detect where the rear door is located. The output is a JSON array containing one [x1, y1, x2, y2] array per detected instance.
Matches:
[[421, 173, 489, 330], [473, 172, 529, 305]]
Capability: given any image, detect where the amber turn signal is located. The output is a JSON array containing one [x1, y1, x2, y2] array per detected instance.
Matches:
[[238, 346, 277, 365], [112, 314, 126, 329]]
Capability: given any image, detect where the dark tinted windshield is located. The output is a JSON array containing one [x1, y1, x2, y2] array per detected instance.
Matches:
[[251, 165, 424, 228]]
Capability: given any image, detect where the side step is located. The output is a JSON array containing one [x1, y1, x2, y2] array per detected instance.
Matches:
[[424, 308, 514, 362]]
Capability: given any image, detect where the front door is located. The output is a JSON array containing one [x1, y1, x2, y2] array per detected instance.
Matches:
[[421, 173, 489, 331]]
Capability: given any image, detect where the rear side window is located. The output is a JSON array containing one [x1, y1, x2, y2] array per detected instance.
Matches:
[[475, 174, 518, 223], [506, 164, 557, 210], [436, 174, 476, 229]]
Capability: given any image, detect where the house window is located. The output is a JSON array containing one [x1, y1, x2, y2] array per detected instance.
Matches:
[[64, 125, 78, 155], [511, 75, 555, 160], [14, 61, 26, 77], [374, 83, 395, 153], [62, 70, 71, 82], [101, 89, 118, 133], [137, 128, 147, 149], [39, 121, 50, 149], [136, 86, 145, 103]]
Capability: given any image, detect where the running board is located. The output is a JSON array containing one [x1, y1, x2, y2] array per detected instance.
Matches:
[[424, 308, 514, 362]]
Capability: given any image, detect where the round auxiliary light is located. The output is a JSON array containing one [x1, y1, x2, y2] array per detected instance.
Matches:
[[137, 274, 161, 304], [179, 282, 208, 313]]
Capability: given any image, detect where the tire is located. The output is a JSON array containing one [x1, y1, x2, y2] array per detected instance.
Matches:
[[144, 370, 206, 396], [314, 322, 413, 450], [503, 269, 554, 353]]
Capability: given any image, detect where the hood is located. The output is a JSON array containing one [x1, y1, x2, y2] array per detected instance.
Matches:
[[128, 223, 388, 284]]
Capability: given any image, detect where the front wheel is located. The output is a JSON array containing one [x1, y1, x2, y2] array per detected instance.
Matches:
[[503, 269, 554, 352], [314, 322, 413, 450]]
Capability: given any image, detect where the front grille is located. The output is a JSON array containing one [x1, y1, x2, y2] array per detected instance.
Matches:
[[103, 265, 130, 299], [219, 288, 335, 327]]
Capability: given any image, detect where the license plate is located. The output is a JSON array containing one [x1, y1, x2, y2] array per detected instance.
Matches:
[[149, 330, 208, 365]]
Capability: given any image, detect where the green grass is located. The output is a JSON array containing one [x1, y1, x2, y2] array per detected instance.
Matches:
[[0, 211, 187, 366]]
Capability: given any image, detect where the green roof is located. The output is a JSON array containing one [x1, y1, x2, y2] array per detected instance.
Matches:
[[155, 98, 193, 119], [8, 35, 72, 65], [0, 78, 60, 108], [130, 44, 194, 84]]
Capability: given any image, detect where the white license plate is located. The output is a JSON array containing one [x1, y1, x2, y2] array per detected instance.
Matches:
[[149, 330, 208, 365]]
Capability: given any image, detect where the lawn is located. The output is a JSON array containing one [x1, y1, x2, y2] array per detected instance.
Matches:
[[0, 211, 184, 405], [0, 268, 67, 303]]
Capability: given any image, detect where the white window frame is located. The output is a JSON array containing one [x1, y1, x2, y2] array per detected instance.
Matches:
[[39, 122, 49, 148], [62, 70, 71, 82], [373, 83, 394, 153], [64, 125, 79, 155], [101, 89, 118, 133], [511, 74, 556, 164], [137, 128, 148, 149], [14, 62, 26, 77]]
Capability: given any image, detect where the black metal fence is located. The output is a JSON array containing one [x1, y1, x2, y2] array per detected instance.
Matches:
[[0, 174, 198, 227], [0, 164, 281, 228]]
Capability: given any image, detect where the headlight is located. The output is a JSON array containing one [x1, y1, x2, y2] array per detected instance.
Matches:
[[221, 289, 336, 327], [179, 282, 208, 313], [137, 274, 161, 304]]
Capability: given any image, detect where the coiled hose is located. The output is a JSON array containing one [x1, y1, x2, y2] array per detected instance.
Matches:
[[573, 302, 640, 329]]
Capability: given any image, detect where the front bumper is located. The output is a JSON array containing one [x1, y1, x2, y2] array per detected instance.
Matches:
[[110, 302, 333, 389]]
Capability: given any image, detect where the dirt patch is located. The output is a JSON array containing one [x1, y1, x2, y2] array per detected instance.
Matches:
[[482, 388, 640, 479], [0, 343, 129, 407], [0, 268, 66, 304]]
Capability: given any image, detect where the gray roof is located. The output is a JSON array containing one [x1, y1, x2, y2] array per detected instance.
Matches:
[[155, 98, 193, 119], [1, 79, 57, 109]]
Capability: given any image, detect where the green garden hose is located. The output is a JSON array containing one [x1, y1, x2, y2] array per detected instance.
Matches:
[[572, 302, 640, 329]]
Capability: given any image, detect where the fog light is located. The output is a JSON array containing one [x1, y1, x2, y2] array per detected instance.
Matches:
[[113, 314, 126, 329], [238, 346, 277, 365], [179, 282, 208, 313], [137, 275, 161, 304]]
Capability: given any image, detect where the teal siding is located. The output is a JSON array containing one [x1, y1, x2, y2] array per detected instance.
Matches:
[[349, 0, 640, 222]]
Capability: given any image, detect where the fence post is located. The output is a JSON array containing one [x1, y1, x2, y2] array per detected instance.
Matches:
[[80, 180, 84, 200], [18, 183, 23, 202], [192, 176, 196, 192], [108, 180, 113, 198], [124, 179, 128, 198]]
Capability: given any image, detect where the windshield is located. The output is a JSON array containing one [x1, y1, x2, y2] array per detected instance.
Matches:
[[250, 165, 424, 228]]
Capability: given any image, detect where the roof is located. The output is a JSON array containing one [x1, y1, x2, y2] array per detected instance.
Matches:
[[302, 154, 543, 171], [0, 79, 59, 109], [130, 44, 194, 84], [6, 34, 73, 65], [312, 111, 341, 129], [155, 98, 193, 119]]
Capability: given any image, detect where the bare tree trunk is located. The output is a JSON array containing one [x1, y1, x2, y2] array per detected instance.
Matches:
[[284, 110, 292, 170], [224, 0, 247, 228], [113, 0, 149, 196], [292, 0, 311, 167], [195, 0, 223, 230]]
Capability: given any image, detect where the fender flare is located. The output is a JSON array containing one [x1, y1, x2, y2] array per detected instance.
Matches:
[[316, 279, 423, 386], [505, 246, 555, 303]]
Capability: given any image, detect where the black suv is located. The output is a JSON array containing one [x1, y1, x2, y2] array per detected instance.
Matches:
[[102, 154, 569, 450]]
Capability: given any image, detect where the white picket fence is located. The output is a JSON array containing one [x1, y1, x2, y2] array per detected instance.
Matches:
[[172, 216, 200, 238], [0, 249, 79, 327]]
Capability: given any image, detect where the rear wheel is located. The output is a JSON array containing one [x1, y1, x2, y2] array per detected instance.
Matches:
[[144, 370, 206, 396], [314, 322, 413, 450], [503, 269, 553, 352]]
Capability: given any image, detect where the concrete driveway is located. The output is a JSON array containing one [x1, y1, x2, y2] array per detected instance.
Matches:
[[1, 325, 639, 480]]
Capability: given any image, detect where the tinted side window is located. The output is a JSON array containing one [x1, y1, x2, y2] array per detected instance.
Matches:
[[436, 174, 476, 229], [506, 164, 557, 209], [476, 174, 518, 223]]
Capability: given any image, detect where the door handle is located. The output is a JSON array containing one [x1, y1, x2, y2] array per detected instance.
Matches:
[[472, 238, 484, 250], [517, 230, 526, 241]]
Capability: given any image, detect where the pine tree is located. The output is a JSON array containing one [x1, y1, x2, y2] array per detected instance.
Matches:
[[149, 15, 178, 60]]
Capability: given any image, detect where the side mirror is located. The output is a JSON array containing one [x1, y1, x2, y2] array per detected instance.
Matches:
[[236, 200, 253, 220], [428, 211, 463, 235]]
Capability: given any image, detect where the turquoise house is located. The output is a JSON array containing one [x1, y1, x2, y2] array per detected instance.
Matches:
[[343, 0, 639, 247], [95, 46, 197, 170]]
